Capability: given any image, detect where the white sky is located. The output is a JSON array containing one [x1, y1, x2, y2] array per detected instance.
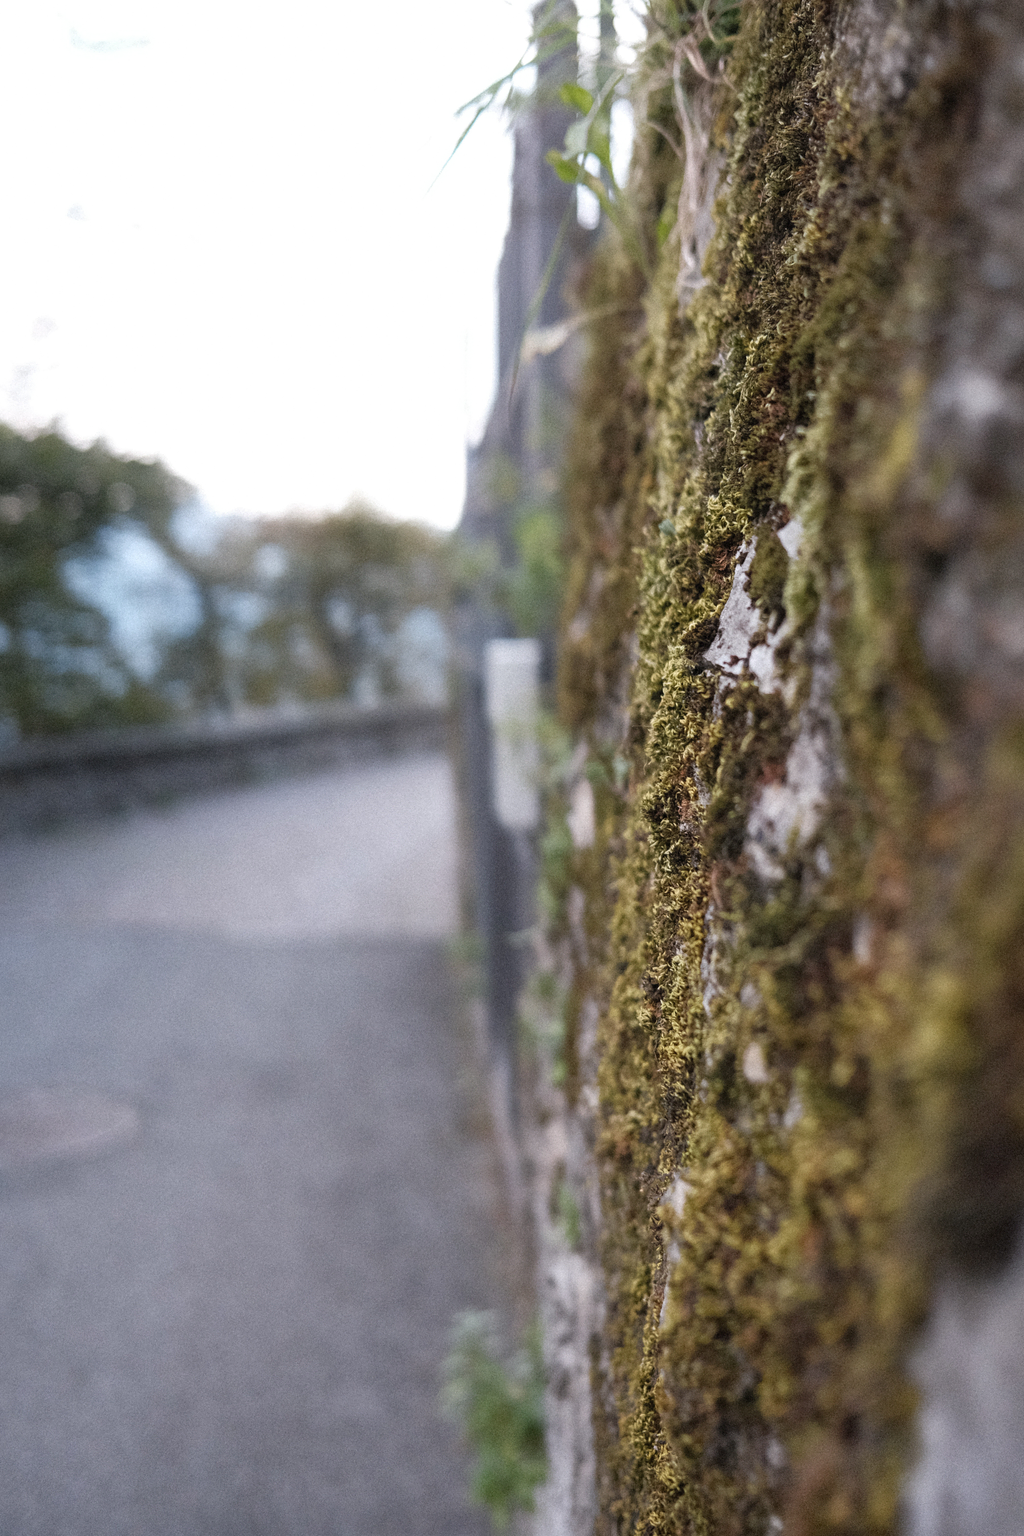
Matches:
[[0, 0, 627, 529]]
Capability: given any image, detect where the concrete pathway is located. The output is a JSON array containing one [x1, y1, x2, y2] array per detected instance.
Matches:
[[0, 752, 500, 1535]]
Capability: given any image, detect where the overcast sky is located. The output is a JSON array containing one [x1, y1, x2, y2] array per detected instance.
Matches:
[[0, 0, 628, 529]]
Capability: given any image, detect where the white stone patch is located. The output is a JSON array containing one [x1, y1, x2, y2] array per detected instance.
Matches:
[[662, 1173, 692, 1220], [528, 1070, 601, 1536], [742, 1041, 770, 1085], [704, 534, 794, 697], [939, 368, 1008, 424], [567, 776, 596, 850], [576, 995, 601, 1118], [533, 1251, 599, 1536], [777, 515, 804, 560], [745, 717, 833, 881], [745, 611, 839, 883], [567, 884, 587, 955], [748, 640, 782, 693], [766, 1437, 787, 1472], [987, 601, 1024, 660], [853, 914, 875, 966], [484, 638, 542, 831], [658, 1175, 692, 1331], [841, 0, 915, 112], [659, 1263, 680, 1332], [704, 541, 760, 674]]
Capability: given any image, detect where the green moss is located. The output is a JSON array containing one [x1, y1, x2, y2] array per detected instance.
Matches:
[[442, 1312, 548, 1529], [748, 531, 789, 624], [555, 1, 1022, 1532]]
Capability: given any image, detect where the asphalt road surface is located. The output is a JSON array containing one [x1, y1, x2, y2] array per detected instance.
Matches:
[[0, 751, 503, 1536]]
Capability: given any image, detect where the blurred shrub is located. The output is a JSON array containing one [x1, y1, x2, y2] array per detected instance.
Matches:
[[441, 1310, 547, 1529], [501, 506, 564, 639]]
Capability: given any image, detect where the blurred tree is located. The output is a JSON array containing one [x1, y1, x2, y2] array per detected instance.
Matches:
[[0, 423, 450, 735], [229, 504, 446, 707], [0, 424, 187, 736]]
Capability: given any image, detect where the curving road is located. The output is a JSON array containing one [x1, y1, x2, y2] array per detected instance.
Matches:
[[0, 751, 502, 1536]]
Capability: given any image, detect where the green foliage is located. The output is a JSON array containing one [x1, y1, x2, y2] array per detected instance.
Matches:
[[546, 0, 743, 276], [0, 420, 449, 736], [440, 0, 578, 181], [519, 964, 568, 1085], [538, 814, 574, 930], [203, 504, 445, 709], [447, 496, 564, 640], [548, 75, 643, 269], [441, 1312, 547, 1530], [501, 506, 565, 639], [443, 530, 502, 607], [485, 454, 523, 507], [533, 707, 578, 927], [553, 1173, 583, 1249], [0, 423, 185, 735]]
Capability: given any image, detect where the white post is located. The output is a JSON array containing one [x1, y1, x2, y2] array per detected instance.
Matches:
[[483, 638, 542, 832]]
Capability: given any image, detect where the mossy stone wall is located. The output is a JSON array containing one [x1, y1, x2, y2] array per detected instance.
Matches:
[[554, 2, 1024, 1530]]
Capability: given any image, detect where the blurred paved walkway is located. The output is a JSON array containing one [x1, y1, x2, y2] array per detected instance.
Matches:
[[0, 752, 499, 1536]]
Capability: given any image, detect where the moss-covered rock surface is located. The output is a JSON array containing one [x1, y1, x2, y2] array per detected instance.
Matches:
[[553, 2, 1024, 1530]]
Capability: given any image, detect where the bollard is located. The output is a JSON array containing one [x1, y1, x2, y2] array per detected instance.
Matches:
[[483, 639, 541, 833]]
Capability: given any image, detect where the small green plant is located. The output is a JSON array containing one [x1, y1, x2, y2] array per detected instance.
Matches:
[[553, 1172, 583, 1249], [439, 1, 627, 377], [538, 814, 574, 932], [441, 1311, 547, 1529], [532, 709, 577, 932], [545, 3, 741, 276], [546, 75, 646, 271], [519, 965, 569, 1084], [500, 505, 565, 639], [439, 1, 578, 178]]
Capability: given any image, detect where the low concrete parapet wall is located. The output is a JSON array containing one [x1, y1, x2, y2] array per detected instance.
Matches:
[[0, 701, 449, 837]]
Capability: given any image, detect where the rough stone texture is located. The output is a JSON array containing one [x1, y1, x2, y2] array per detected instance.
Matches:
[[524, 980, 602, 1536], [547, 1, 1024, 1531]]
